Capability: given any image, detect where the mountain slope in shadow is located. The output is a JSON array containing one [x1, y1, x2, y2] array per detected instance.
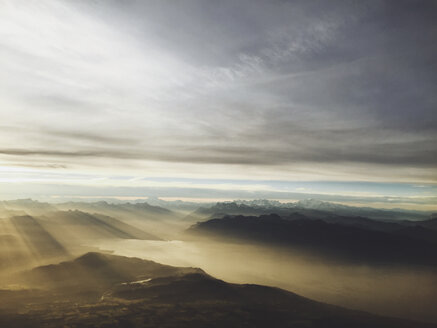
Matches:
[[42, 210, 160, 241], [56, 201, 174, 221], [186, 214, 437, 266], [18, 252, 201, 295], [187, 201, 435, 239], [0, 210, 159, 275], [1, 252, 436, 328], [9, 215, 69, 259], [55, 201, 183, 239], [0, 233, 33, 272]]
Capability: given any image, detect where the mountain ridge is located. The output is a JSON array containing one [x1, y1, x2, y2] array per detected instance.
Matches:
[[2, 252, 435, 328]]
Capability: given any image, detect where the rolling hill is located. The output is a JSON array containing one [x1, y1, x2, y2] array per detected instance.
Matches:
[[1, 252, 435, 328]]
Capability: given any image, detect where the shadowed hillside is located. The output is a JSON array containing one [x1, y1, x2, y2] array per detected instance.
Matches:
[[187, 214, 437, 266], [9, 215, 69, 259], [42, 210, 160, 241], [1, 252, 435, 328], [16, 252, 201, 297]]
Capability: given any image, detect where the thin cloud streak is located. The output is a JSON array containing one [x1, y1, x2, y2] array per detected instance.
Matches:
[[0, 139, 436, 167]]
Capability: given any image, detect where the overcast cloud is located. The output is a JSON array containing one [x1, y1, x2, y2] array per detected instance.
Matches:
[[0, 0, 436, 201]]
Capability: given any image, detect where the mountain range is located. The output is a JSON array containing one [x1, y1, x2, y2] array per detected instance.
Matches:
[[189, 199, 433, 223], [186, 214, 437, 267]]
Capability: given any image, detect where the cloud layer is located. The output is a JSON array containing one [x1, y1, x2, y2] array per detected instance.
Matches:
[[0, 0, 436, 185]]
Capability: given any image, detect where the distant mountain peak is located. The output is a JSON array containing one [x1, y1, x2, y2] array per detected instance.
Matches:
[[296, 198, 330, 207]]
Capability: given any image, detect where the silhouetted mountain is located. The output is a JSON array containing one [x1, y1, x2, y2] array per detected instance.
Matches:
[[0, 216, 71, 274], [18, 252, 201, 295], [0, 210, 159, 275], [294, 199, 431, 221], [188, 199, 432, 224], [187, 214, 437, 266], [298, 215, 437, 245], [0, 199, 57, 215], [405, 217, 437, 231], [54, 201, 179, 238], [9, 215, 69, 259], [187, 200, 437, 245], [145, 196, 214, 211], [0, 234, 32, 271], [2, 253, 435, 328], [185, 201, 294, 223], [57, 200, 173, 217], [0, 199, 174, 221], [42, 210, 160, 240]]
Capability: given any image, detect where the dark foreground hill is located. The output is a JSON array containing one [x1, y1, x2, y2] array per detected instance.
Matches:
[[0, 253, 435, 328], [186, 214, 437, 266], [13, 252, 201, 299]]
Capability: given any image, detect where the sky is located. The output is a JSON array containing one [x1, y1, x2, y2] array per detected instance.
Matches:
[[0, 0, 436, 208]]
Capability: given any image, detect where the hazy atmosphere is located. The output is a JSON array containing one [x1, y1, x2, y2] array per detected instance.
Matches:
[[0, 1, 436, 327]]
